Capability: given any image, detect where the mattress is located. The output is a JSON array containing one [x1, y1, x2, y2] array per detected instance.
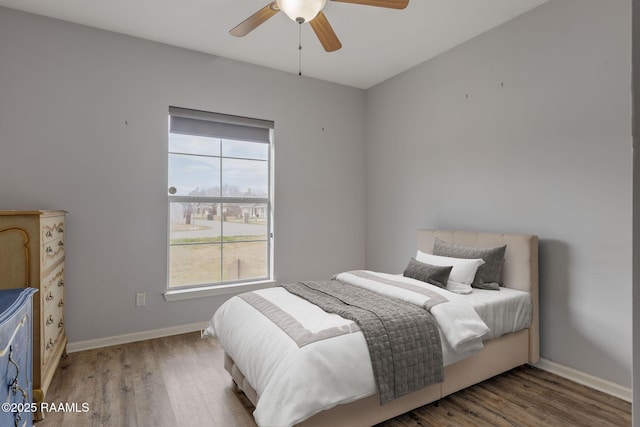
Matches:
[[438, 285, 531, 365], [464, 286, 532, 340]]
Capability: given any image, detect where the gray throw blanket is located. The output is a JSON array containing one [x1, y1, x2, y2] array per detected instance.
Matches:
[[282, 280, 443, 404]]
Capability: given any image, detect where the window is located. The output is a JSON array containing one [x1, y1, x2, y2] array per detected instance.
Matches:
[[167, 107, 273, 290]]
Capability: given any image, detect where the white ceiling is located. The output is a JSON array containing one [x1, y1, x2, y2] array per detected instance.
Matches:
[[0, 0, 549, 89]]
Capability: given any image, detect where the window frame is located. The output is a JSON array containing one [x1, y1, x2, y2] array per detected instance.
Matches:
[[164, 107, 274, 300]]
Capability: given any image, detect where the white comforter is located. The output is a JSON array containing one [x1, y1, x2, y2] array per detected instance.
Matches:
[[205, 271, 490, 427]]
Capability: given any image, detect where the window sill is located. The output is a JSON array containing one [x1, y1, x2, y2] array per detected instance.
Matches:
[[163, 280, 276, 302]]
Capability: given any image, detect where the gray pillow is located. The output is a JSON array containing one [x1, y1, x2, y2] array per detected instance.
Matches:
[[403, 258, 452, 289], [433, 238, 506, 290]]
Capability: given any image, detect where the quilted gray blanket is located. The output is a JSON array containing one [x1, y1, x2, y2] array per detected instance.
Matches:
[[282, 280, 443, 404]]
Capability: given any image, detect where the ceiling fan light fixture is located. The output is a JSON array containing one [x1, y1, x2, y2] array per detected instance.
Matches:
[[276, 0, 327, 23]]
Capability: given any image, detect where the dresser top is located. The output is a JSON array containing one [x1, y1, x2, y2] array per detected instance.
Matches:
[[0, 210, 66, 217], [0, 288, 37, 321]]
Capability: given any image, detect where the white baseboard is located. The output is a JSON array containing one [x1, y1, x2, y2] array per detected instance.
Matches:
[[533, 358, 632, 402], [66, 321, 209, 353]]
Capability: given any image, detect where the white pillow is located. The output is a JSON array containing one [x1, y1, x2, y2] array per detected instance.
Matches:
[[415, 250, 485, 294]]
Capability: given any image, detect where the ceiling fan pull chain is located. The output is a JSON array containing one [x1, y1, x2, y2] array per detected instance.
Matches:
[[298, 20, 303, 76]]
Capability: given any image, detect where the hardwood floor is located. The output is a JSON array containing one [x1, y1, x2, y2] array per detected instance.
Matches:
[[36, 332, 631, 427], [376, 368, 631, 427]]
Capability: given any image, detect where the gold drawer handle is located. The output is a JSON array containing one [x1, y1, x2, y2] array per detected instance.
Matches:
[[45, 246, 53, 254], [46, 315, 54, 325], [58, 240, 64, 247], [58, 320, 64, 328], [58, 299, 64, 308], [46, 338, 54, 350], [58, 226, 64, 233], [58, 280, 64, 287], [45, 292, 54, 301]]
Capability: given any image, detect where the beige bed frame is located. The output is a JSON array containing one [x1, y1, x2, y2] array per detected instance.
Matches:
[[225, 229, 539, 427]]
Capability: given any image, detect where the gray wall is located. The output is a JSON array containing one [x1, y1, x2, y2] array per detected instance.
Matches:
[[365, 0, 632, 387], [0, 7, 366, 342], [632, 0, 639, 422]]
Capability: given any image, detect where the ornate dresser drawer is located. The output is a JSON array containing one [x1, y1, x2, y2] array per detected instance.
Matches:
[[42, 290, 64, 368], [0, 288, 37, 427], [41, 217, 64, 244], [41, 238, 64, 277], [41, 263, 64, 303]]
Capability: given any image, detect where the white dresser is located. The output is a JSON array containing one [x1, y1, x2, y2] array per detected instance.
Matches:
[[0, 210, 67, 420]]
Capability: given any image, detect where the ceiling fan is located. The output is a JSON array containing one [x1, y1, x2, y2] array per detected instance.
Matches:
[[229, 0, 409, 52]]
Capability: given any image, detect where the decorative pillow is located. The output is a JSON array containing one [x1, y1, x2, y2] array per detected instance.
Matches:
[[403, 258, 452, 289], [433, 238, 506, 290], [415, 251, 484, 294]]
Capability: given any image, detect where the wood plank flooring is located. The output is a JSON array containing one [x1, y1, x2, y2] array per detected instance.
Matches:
[[36, 332, 631, 427]]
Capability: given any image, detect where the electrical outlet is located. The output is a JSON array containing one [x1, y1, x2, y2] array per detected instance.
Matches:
[[136, 292, 146, 307]]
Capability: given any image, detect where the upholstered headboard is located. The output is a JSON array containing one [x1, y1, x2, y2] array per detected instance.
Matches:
[[417, 229, 540, 363]]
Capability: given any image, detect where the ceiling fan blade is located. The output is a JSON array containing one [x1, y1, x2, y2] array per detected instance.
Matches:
[[331, 0, 408, 9], [309, 11, 342, 52], [229, 2, 280, 37]]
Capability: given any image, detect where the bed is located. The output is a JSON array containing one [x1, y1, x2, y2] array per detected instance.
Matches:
[[206, 229, 539, 427]]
